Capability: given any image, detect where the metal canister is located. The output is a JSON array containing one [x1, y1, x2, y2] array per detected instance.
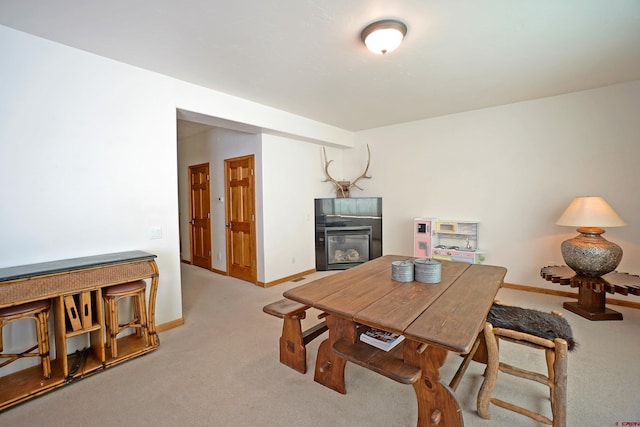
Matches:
[[414, 258, 442, 284], [391, 260, 414, 282]]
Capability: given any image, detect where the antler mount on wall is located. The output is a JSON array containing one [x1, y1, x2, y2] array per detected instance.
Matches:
[[322, 145, 371, 198]]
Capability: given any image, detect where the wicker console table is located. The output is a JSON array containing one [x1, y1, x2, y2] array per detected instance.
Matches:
[[541, 265, 640, 321], [0, 251, 159, 411]]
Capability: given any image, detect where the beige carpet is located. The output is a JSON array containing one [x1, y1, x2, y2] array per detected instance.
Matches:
[[1, 263, 639, 426]]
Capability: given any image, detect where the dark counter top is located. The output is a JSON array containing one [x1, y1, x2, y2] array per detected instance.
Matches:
[[0, 250, 157, 282]]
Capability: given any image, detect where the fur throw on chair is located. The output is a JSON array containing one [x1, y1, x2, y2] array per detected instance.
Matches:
[[487, 303, 577, 351]]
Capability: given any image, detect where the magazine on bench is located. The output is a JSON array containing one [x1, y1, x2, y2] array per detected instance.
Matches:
[[360, 327, 405, 351]]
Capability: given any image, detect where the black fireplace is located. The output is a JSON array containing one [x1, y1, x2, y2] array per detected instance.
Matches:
[[315, 198, 382, 270]]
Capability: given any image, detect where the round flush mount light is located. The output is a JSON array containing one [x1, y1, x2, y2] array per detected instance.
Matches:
[[361, 19, 407, 55]]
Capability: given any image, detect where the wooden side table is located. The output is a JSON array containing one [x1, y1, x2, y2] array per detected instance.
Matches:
[[541, 265, 640, 321]]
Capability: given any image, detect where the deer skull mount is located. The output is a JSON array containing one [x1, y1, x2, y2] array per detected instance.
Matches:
[[322, 145, 372, 198]]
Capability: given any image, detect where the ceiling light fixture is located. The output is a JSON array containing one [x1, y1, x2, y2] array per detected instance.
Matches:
[[361, 19, 407, 55]]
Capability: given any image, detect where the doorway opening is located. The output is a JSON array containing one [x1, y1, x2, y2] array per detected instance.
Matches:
[[177, 112, 261, 284]]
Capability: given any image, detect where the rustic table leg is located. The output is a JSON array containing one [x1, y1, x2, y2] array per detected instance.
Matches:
[[563, 284, 622, 321], [404, 340, 464, 427], [313, 314, 355, 394]]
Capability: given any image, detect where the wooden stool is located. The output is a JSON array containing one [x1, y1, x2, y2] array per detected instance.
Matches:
[[0, 300, 52, 379], [476, 304, 574, 427], [103, 280, 149, 358]]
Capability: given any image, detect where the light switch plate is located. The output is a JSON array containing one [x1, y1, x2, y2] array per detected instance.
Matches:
[[149, 226, 162, 239]]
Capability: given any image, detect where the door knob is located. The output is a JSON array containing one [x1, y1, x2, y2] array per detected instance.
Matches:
[[189, 219, 195, 225]]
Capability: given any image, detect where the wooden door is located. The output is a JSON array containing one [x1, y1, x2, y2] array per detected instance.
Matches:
[[189, 163, 212, 270], [224, 155, 256, 283]]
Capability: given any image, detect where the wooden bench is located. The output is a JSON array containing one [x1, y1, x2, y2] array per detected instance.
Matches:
[[263, 299, 328, 374]]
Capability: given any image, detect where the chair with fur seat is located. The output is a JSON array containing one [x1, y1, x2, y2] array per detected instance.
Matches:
[[476, 303, 576, 427]]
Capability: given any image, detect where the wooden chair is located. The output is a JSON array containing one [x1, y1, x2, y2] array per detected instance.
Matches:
[[0, 299, 52, 379], [476, 305, 572, 427], [102, 280, 149, 358]]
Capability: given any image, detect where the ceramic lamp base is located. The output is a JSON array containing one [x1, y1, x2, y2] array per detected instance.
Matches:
[[560, 227, 622, 277]]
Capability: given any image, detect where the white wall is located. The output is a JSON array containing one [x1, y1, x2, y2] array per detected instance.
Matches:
[[0, 24, 349, 372], [0, 25, 180, 372], [261, 134, 339, 282], [353, 81, 640, 299], [0, 27, 183, 323]]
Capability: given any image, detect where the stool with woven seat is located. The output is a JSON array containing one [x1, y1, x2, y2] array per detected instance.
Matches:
[[0, 299, 52, 379], [476, 303, 577, 427], [102, 280, 149, 358]]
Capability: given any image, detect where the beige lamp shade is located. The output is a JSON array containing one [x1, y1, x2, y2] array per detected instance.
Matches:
[[556, 196, 626, 228], [556, 196, 626, 277]]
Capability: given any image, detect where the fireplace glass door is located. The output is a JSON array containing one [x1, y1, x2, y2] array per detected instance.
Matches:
[[325, 226, 372, 270]]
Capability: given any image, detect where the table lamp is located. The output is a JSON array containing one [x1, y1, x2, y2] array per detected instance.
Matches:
[[556, 196, 627, 277]]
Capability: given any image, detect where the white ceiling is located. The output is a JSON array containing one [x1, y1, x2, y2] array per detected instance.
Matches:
[[2, 0, 640, 132]]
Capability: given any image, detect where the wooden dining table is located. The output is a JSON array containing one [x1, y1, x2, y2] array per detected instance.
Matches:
[[284, 255, 507, 427]]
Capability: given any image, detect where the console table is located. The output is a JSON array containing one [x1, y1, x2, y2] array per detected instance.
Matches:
[[0, 251, 159, 411], [540, 265, 640, 321]]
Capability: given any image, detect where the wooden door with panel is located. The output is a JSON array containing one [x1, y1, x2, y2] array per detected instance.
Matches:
[[224, 155, 256, 283], [189, 163, 212, 270]]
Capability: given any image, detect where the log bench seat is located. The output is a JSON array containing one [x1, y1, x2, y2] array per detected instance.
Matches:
[[263, 298, 328, 374]]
